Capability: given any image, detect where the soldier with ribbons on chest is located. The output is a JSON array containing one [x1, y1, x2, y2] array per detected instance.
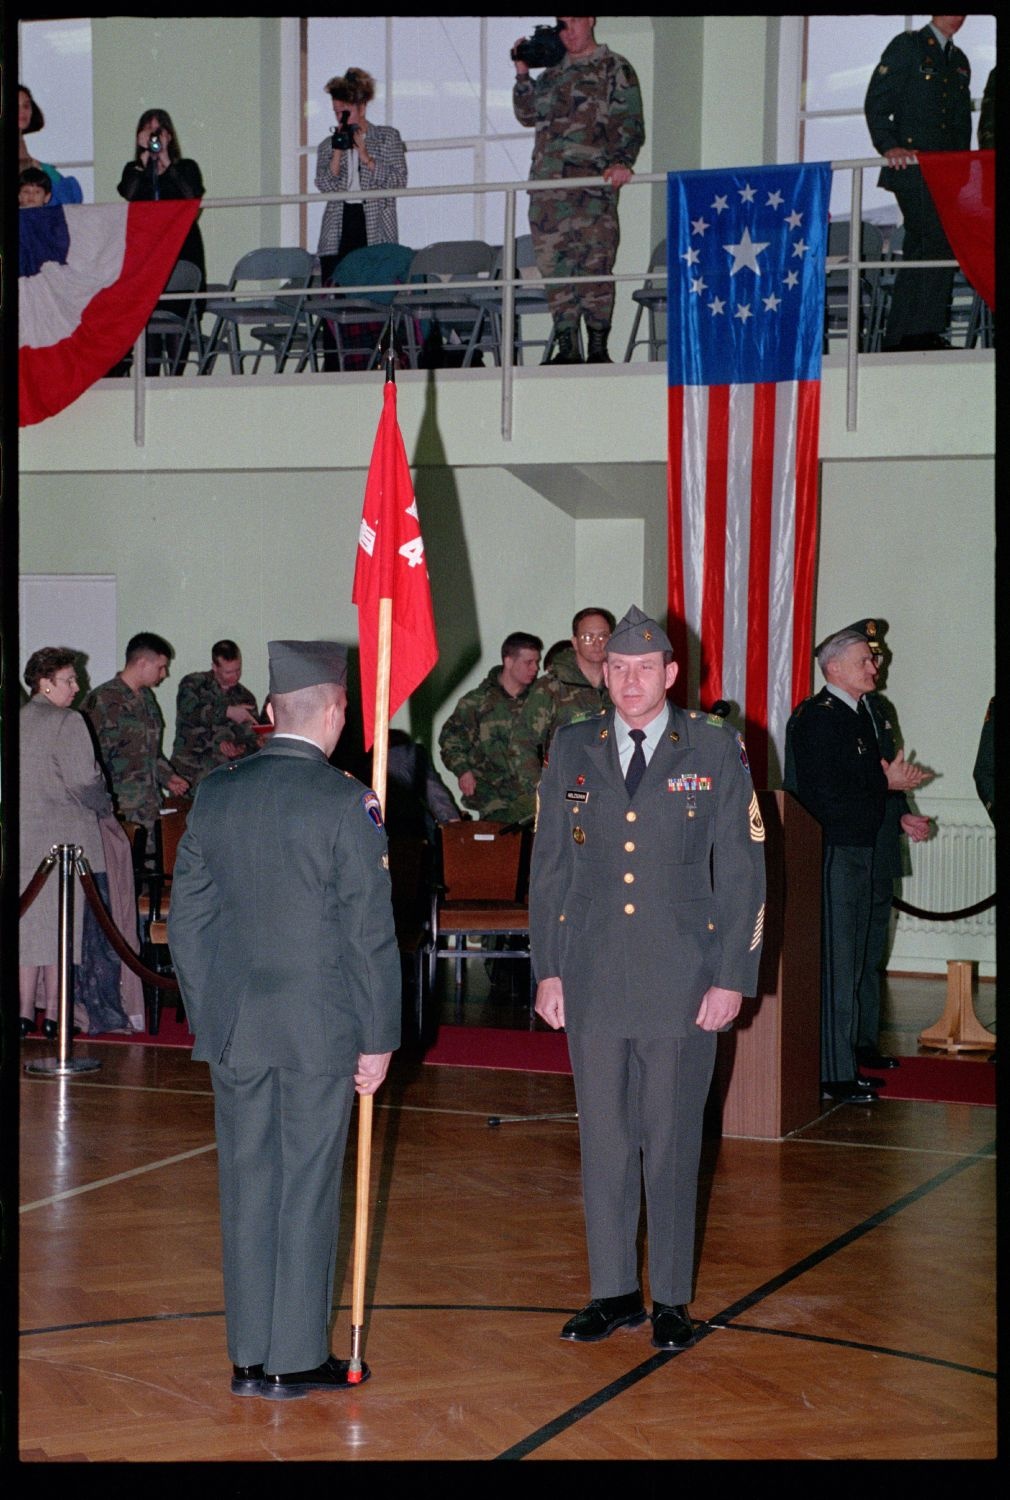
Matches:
[[530, 604, 765, 1351]]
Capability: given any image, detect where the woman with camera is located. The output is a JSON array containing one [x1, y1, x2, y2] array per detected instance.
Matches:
[[116, 109, 206, 374], [118, 109, 206, 282], [314, 69, 407, 369], [315, 67, 407, 283]]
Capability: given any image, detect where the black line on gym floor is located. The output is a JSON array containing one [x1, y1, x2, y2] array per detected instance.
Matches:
[[493, 1141, 994, 1460]]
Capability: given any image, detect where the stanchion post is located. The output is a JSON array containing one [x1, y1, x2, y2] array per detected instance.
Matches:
[[25, 844, 102, 1078]]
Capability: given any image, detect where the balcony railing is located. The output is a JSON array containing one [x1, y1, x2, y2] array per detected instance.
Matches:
[[121, 159, 988, 446]]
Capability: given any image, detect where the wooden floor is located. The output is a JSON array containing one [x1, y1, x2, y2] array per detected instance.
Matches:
[[18, 975, 996, 1464]]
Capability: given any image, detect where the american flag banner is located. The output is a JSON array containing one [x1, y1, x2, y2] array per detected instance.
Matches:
[[666, 161, 832, 789]]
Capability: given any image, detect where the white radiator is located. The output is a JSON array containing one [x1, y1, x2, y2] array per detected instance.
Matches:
[[899, 820, 996, 937]]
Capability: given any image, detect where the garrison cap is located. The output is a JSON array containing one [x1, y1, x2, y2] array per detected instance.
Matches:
[[606, 604, 673, 656], [846, 618, 887, 656], [267, 639, 348, 694]]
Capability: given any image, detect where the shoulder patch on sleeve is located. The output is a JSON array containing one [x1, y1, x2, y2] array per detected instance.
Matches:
[[736, 732, 751, 775], [362, 789, 384, 828]]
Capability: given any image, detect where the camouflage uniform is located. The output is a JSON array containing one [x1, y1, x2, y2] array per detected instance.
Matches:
[[438, 668, 536, 824], [172, 670, 261, 787], [513, 647, 611, 786], [513, 44, 644, 331], [82, 676, 179, 832]]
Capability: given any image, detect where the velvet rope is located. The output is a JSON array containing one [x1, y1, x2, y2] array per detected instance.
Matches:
[[18, 852, 58, 917], [892, 893, 996, 923], [75, 858, 180, 992]]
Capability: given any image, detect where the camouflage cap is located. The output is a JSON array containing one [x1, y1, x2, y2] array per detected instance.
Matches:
[[606, 604, 672, 656], [267, 640, 348, 694]]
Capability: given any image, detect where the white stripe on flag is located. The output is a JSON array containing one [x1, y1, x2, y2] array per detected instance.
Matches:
[[768, 381, 800, 771], [721, 382, 753, 715], [19, 204, 129, 351]]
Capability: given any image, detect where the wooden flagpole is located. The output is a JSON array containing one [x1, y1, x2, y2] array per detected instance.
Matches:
[[348, 350, 396, 1381]]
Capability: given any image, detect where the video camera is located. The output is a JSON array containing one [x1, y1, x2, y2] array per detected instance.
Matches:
[[511, 21, 566, 70], [147, 132, 163, 156], [331, 110, 359, 152]]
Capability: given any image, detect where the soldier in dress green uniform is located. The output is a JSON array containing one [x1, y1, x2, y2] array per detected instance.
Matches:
[[530, 606, 765, 1350], [512, 16, 644, 365], [82, 631, 190, 833], [864, 16, 972, 349], [438, 631, 542, 824], [172, 639, 263, 787]]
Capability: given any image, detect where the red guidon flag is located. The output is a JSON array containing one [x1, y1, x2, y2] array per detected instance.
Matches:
[[353, 378, 438, 750]]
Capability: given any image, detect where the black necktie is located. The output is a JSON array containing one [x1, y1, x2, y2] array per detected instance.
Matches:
[[857, 697, 876, 744], [625, 729, 647, 797], [943, 39, 952, 63]]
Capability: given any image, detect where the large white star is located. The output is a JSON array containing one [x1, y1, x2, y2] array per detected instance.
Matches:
[[691, 216, 710, 237], [786, 209, 803, 230], [763, 292, 782, 312], [708, 296, 726, 316], [791, 238, 809, 259], [766, 190, 784, 210], [723, 225, 770, 276], [682, 246, 700, 265], [783, 269, 800, 289], [738, 182, 757, 203], [711, 194, 729, 214], [734, 302, 754, 323], [690, 275, 708, 295]]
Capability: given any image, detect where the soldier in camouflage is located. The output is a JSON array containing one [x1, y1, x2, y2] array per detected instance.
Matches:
[[512, 16, 644, 365], [514, 606, 615, 786], [83, 631, 189, 833], [438, 632, 542, 825], [172, 639, 263, 787]]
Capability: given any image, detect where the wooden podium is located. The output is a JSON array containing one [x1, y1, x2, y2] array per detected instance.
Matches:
[[713, 791, 823, 1139]]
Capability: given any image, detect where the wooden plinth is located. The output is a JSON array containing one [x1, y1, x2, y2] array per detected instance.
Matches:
[[714, 791, 823, 1140], [918, 959, 996, 1053]]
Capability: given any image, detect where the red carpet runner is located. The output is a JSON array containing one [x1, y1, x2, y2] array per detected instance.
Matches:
[[38, 1018, 993, 1106], [421, 1027, 994, 1106]]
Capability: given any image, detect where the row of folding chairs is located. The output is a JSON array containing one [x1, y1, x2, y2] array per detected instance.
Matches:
[[144, 229, 992, 376]]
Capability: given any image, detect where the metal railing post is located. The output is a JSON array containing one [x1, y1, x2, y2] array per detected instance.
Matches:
[[25, 845, 102, 1078], [501, 189, 517, 441], [846, 164, 864, 433], [133, 334, 145, 447]]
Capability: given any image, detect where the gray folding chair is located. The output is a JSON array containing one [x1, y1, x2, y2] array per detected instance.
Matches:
[[464, 234, 558, 366], [389, 241, 496, 368], [143, 259, 204, 375], [623, 239, 667, 363], [199, 247, 315, 373]]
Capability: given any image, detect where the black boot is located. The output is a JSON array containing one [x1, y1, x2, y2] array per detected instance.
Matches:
[[586, 325, 612, 364], [546, 326, 583, 364]]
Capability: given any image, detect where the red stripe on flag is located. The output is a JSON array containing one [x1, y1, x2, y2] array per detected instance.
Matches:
[[745, 383, 776, 790], [791, 379, 821, 709], [699, 385, 728, 706], [666, 384, 688, 705]]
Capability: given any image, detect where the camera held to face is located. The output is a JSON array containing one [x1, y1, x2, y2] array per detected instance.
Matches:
[[147, 132, 163, 156], [331, 110, 359, 152], [511, 21, 566, 70]]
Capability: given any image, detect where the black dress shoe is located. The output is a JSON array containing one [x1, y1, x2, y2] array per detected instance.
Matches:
[[651, 1303, 695, 1349], [41, 1019, 82, 1041], [856, 1048, 900, 1070], [262, 1354, 370, 1400], [560, 1291, 646, 1342], [20, 1018, 35, 1039], [230, 1363, 264, 1396], [821, 1079, 879, 1104]]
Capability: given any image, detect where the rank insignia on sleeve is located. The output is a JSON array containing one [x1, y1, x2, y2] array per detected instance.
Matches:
[[363, 790, 383, 827], [748, 791, 765, 842]]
